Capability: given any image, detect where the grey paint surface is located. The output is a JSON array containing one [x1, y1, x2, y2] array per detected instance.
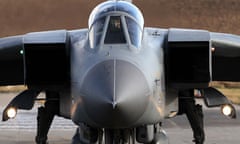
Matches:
[[0, 0, 240, 143]]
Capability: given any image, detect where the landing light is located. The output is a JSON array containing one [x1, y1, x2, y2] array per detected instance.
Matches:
[[6, 107, 17, 119], [221, 104, 236, 119], [211, 47, 215, 52], [20, 50, 24, 55]]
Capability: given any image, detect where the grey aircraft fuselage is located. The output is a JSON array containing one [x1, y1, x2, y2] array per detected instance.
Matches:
[[70, 28, 175, 128]]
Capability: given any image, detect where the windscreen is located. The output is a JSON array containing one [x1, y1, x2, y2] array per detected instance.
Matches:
[[88, 1, 144, 48], [104, 16, 126, 44], [126, 17, 142, 48], [89, 17, 106, 48]]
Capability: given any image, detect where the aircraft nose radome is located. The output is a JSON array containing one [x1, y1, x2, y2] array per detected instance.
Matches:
[[81, 60, 150, 128]]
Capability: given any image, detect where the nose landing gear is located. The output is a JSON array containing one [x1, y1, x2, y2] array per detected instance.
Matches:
[[71, 124, 169, 144]]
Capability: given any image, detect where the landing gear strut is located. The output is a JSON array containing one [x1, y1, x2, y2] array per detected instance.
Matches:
[[35, 91, 59, 144], [178, 89, 205, 144]]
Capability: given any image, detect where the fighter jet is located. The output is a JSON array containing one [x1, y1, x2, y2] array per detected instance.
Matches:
[[0, 0, 239, 144]]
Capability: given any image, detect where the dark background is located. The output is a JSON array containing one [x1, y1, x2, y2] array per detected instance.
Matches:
[[0, 0, 240, 37]]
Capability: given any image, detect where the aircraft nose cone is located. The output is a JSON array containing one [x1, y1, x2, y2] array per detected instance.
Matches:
[[81, 60, 150, 128]]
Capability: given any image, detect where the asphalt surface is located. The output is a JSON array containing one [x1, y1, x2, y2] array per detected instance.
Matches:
[[0, 93, 240, 144]]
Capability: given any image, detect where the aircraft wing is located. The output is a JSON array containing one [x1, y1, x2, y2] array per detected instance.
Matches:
[[0, 35, 24, 85], [1, 29, 240, 86], [166, 29, 240, 87], [211, 32, 240, 81], [0, 30, 70, 88]]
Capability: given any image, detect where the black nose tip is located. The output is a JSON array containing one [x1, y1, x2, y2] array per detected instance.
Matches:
[[80, 60, 150, 128]]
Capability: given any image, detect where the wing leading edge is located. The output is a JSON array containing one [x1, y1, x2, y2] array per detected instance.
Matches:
[[211, 32, 240, 81]]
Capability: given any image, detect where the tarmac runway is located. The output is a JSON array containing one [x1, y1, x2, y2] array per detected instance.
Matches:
[[0, 93, 240, 144]]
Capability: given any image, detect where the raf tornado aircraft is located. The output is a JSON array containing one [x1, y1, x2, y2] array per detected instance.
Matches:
[[0, 0, 239, 144]]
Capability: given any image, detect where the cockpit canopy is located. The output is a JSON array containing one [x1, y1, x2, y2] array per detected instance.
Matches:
[[88, 0, 144, 49]]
